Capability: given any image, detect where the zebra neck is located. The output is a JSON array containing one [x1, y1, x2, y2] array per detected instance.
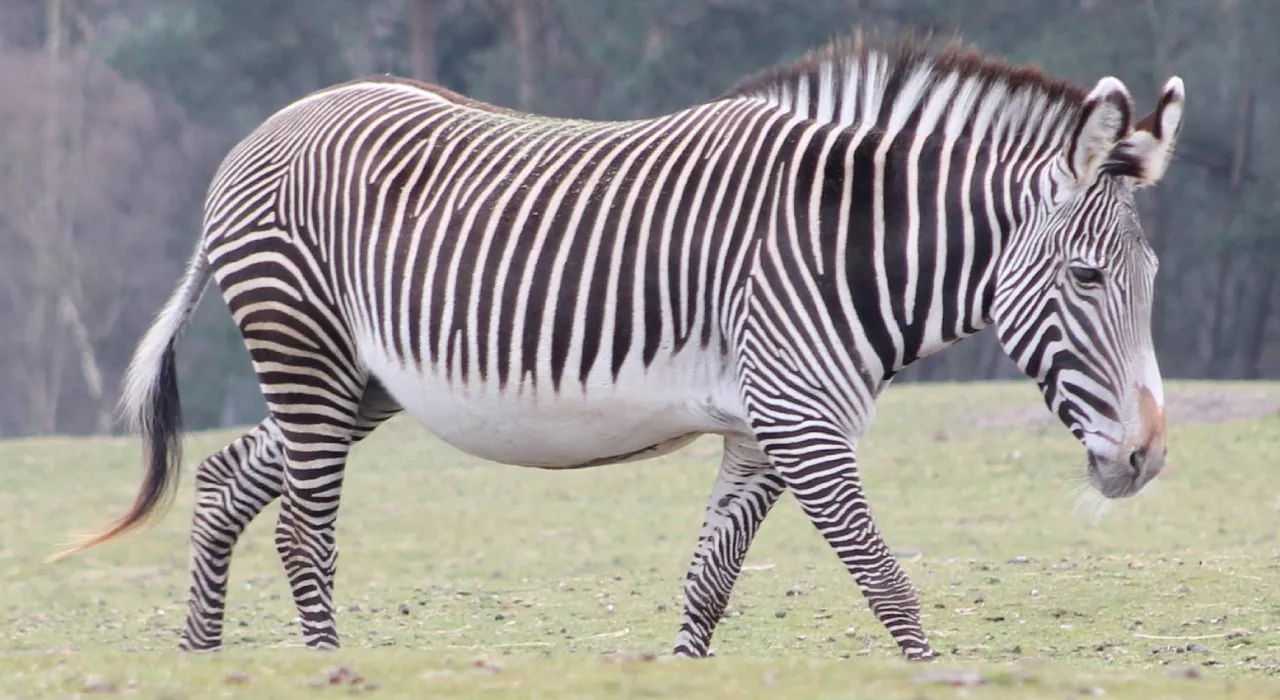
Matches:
[[798, 121, 1051, 376]]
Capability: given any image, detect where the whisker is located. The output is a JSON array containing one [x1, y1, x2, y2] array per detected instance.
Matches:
[[1058, 458, 1116, 526], [1072, 487, 1114, 525]]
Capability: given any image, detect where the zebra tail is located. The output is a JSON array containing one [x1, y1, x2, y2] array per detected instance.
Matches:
[[48, 247, 212, 562]]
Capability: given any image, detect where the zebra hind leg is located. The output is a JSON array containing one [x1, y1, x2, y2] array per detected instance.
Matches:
[[273, 381, 400, 649], [272, 384, 400, 622], [181, 385, 401, 651], [672, 438, 786, 657], [180, 418, 287, 651]]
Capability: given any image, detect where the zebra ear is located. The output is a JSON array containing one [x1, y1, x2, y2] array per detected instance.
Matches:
[[1064, 77, 1133, 186], [1103, 76, 1185, 187]]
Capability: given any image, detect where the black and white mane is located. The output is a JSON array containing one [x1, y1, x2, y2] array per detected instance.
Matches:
[[722, 32, 1089, 145]]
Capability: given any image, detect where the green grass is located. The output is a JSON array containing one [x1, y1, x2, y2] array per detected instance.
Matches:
[[3, 381, 1280, 698]]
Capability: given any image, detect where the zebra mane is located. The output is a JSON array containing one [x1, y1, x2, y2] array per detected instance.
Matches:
[[722, 31, 1088, 142]]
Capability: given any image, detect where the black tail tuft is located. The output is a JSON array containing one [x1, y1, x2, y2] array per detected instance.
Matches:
[[47, 248, 209, 562]]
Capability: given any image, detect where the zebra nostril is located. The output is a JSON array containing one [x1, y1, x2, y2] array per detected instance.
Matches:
[[1128, 447, 1146, 475]]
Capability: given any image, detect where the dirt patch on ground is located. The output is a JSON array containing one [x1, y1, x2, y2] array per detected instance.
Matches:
[[966, 384, 1280, 430]]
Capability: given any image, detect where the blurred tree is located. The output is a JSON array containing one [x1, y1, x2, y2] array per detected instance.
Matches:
[[0, 43, 207, 434], [408, 0, 439, 82], [1, 0, 1277, 435]]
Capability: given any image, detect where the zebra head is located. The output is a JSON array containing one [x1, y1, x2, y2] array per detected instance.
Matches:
[[993, 75, 1185, 499]]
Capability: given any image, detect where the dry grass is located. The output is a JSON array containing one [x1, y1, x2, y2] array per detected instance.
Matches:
[[2, 381, 1279, 698]]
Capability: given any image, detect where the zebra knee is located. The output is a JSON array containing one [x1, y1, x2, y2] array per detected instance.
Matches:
[[192, 447, 236, 493], [273, 509, 296, 560], [273, 507, 337, 579], [194, 419, 287, 495], [193, 422, 288, 544], [190, 462, 243, 557]]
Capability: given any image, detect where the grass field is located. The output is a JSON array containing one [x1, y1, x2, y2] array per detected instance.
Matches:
[[3, 381, 1280, 698]]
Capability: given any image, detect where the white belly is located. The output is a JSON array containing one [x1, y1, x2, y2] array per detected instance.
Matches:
[[361, 344, 746, 468]]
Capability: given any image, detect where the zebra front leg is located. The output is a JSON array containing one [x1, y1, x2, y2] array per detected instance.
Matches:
[[180, 419, 286, 651], [673, 439, 786, 657], [767, 436, 935, 661]]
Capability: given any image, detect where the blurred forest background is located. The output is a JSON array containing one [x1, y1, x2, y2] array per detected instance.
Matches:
[[1, 0, 1277, 437]]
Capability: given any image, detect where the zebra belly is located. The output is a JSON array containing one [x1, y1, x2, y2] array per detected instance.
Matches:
[[362, 348, 745, 468]]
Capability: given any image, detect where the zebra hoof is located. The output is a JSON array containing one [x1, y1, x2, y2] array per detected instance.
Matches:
[[904, 645, 938, 662], [177, 638, 222, 653], [304, 637, 342, 651]]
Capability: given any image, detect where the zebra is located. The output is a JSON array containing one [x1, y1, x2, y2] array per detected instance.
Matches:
[[57, 32, 1184, 660]]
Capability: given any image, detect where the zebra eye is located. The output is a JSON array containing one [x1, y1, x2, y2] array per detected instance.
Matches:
[[1068, 265, 1104, 286]]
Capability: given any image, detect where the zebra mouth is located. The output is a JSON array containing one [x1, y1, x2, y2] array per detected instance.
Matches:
[[1086, 451, 1140, 499]]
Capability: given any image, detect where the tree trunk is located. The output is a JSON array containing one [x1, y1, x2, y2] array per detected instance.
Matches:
[[1239, 266, 1277, 379], [1203, 255, 1232, 378], [1201, 87, 1254, 377], [30, 0, 65, 434], [46, 0, 61, 56], [60, 293, 112, 433], [408, 0, 437, 84], [509, 0, 539, 111]]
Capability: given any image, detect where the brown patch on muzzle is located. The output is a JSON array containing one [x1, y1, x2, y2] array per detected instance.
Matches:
[[1137, 386, 1166, 455]]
